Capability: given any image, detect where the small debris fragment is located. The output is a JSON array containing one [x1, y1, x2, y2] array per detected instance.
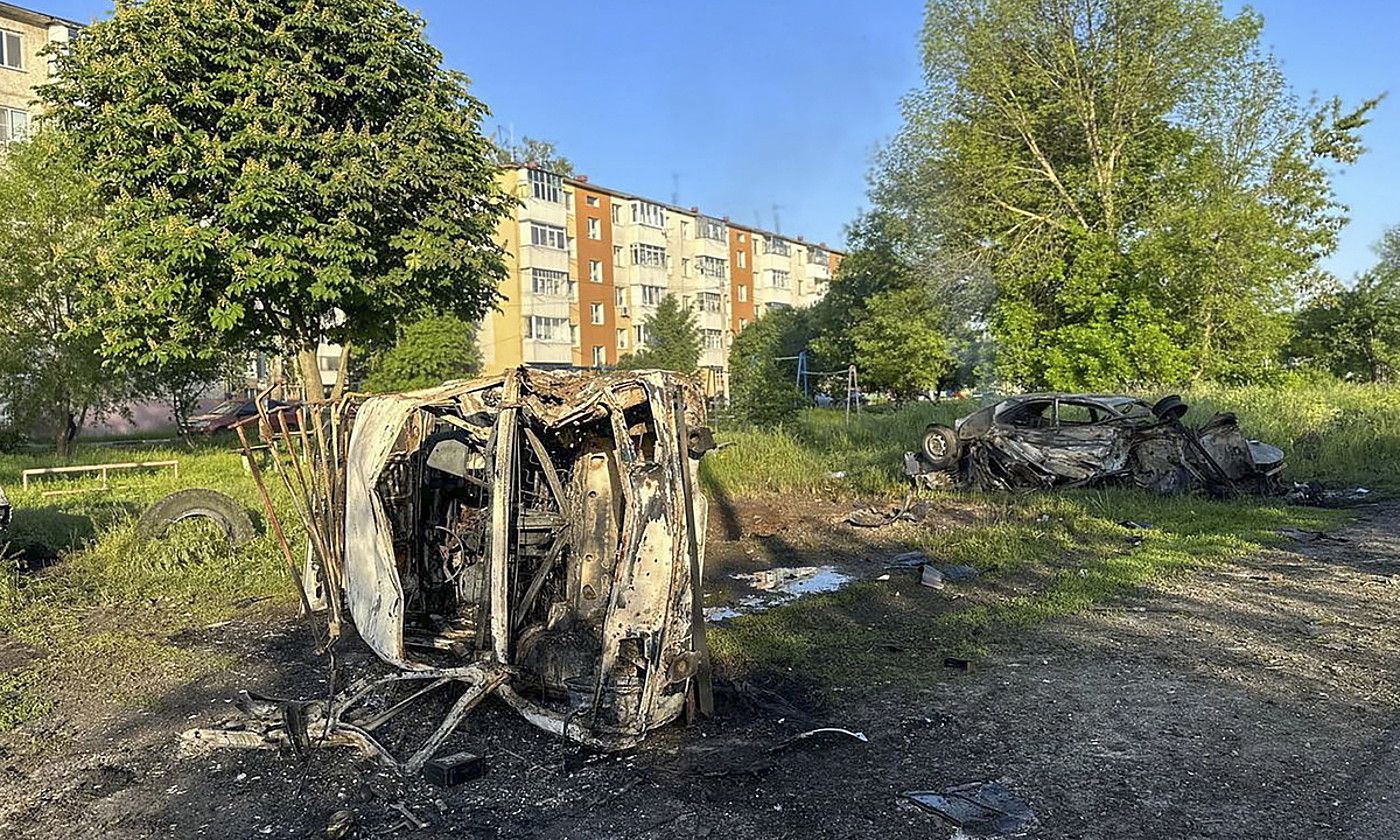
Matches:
[[1118, 520, 1153, 530], [940, 564, 978, 582], [423, 751, 486, 788], [943, 657, 973, 672], [920, 565, 945, 589], [889, 551, 931, 568], [324, 809, 355, 839], [903, 780, 1037, 836]]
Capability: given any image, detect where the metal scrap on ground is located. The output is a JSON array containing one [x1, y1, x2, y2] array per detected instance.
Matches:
[[903, 780, 1038, 837]]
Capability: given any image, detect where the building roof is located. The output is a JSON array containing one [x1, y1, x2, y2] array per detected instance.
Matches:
[[0, 1, 83, 29], [511, 163, 844, 255]]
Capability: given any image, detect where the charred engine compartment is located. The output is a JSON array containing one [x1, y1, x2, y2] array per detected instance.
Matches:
[[352, 370, 710, 745]]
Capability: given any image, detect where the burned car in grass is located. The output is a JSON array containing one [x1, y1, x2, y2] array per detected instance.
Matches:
[[905, 393, 1285, 495], [188, 368, 716, 772]]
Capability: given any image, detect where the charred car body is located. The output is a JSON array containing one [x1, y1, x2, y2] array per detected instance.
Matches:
[[906, 393, 1285, 495], [189, 368, 715, 772]]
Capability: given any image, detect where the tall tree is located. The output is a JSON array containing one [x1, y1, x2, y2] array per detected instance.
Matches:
[[41, 0, 513, 397], [0, 134, 136, 454], [491, 131, 574, 175], [727, 309, 810, 427], [850, 286, 955, 398], [876, 0, 1376, 389], [617, 296, 701, 373], [363, 314, 482, 393], [1289, 227, 1400, 382]]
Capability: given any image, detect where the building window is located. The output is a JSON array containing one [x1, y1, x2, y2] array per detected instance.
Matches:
[[585, 195, 600, 207], [634, 324, 652, 345], [525, 315, 570, 342], [0, 107, 28, 144], [696, 216, 727, 241], [630, 243, 666, 268], [739, 232, 747, 243], [764, 238, 791, 257], [638, 285, 666, 306], [630, 200, 666, 228], [768, 269, 789, 289], [590, 303, 605, 325], [586, 217, 601, 240], [529, 222, 568, 250], [765, 302, 792, 313], [591, 345, 606, 366], [736, 250, 747, 269], [703, 329, 724, 350], [614, 288, 625, 306], [738, 284, 748, 302], [616, 329, 628, 349], [613, 245, 623, 266], [588, 259, 603, 282], [696, 255, 727, 280], [807, 248, 829, 268], [611, 204, 621, 224], [528, 169, 563, 203], [1, 30, 22, 70], [739, 317, 749, 329], [318, 354, 341, 372], [530, 267, 569, 296], [695, 292, 721, 314]]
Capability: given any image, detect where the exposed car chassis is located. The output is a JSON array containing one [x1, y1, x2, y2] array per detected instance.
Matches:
[[189, 368, 716, 773], [905, 393, 1286, 496]]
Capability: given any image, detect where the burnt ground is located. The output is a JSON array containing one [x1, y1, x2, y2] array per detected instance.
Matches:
[[1, 500, 1399, 839]]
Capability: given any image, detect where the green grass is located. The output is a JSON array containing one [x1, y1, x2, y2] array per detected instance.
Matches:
[[702, 381, 1394, 697], [708, 490, 1347, 696], [0, 442, 294, 733], [0, 381, 1393, 731]]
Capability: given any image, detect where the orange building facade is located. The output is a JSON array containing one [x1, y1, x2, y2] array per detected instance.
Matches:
[[480, 165, 843, 397]]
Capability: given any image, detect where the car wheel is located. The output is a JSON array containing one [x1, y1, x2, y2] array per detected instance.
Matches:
[[920, 424, 960, 470], [1151, 395, 1188, 422], [136, 489, 258, 546]]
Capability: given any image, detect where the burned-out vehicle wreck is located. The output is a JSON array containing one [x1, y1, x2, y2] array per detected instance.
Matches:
[[906, 393, 1286, 495], [186, 368, 716, 773]]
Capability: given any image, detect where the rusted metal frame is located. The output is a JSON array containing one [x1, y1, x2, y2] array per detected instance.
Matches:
[[513, 526, 570, 630], [234, 422, 323, 647], [670, 386, 714, 718], [488, 371, 521, 663], [290, 406, 344, 602], [352, 677, 456, 732], [585, 389, 647, 736], [521, 425, 567, 512], [265, 406, 342, 633]]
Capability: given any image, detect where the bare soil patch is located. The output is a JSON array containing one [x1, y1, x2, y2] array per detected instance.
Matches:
[[1, 500, 1397, 839]]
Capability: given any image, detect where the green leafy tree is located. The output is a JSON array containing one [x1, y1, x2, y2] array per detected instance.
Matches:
[[363, 315, 483, 392], [727, 309, 810, 426], [491, 131, 573, 175], [875, 0, 1376, 389], [1289, 227, 1400, 381], [850, 286, 955, 398], [617, 296, 701, 373], [41, 0, 513, 397], [0, 133, 138, 454]]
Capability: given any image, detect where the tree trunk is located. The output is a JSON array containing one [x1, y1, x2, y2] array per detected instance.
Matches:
[[297, 348, 326, 402], [56, 411, 78, 457], [330, 343, 352, 401]]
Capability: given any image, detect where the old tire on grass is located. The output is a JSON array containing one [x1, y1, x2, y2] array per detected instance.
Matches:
[[920, 424, 961, 471], [136, 488, 257, 546]]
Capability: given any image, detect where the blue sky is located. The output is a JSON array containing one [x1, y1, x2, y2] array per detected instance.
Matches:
[[40, 0, 1400, 281]]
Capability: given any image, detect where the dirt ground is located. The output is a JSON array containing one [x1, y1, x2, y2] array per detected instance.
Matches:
[[1, 500, 1398, 840]]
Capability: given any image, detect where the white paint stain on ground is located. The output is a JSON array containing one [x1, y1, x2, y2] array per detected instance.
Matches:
[[704, 565, 854, 622]]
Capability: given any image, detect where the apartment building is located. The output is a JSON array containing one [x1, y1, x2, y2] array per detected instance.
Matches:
[[0, 2, 79, 143], [480, 165, 842, 396]]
